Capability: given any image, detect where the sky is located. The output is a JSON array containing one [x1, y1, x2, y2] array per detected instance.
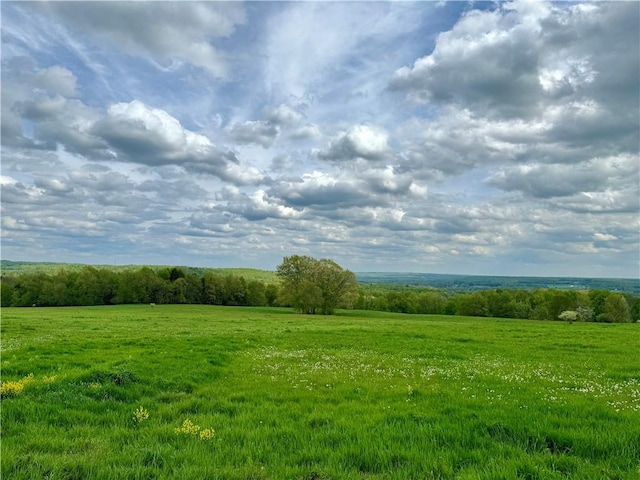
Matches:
[[1, 1, 639, 278]]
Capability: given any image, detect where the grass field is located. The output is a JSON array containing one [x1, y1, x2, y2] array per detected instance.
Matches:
[[1, 305, 639, 479]]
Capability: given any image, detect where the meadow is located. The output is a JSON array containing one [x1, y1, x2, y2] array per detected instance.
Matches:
[[1, 305, 639, 479]]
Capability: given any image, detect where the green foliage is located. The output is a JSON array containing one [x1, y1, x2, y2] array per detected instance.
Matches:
[[455, 292, 490, 317], [276, 255, 358, 315], [356, 285, 639, 323], [416, 291, 447, 314], [1, 266, 274, 308], [1, 305, 639, 479], [604, 293, 632, 323]]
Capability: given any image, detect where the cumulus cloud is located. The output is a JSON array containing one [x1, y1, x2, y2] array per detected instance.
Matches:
[[390, 1, 547, 115], [390, 2, 638, 116], [289, 124, 322, 141], [318, 124, 390, 161], [17, 95, 68, 121], [220, 189, 303, 221], [361, 165, 416, 195], [227, 120, 279, 148], [34, 66, 78, 97], [268, 104, 305, 127], [94, 101, 216, 163], [487, 164, 599, 199], [389, 0, 639, 195], [69, 168, 132, 192], [191, 160, 265, 186], [486, 154, 639, 201], [389, 1, 639, 181], [271, 171, 370, 209], [551, 189, 640, 215], [90, 100, 265, 185], [1, 61, 98, 152]]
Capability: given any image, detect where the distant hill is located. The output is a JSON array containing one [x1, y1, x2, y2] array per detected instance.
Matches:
[[355, 272, 640, 295], [0, 260, 278, 284], [2, 260, 638, 294]]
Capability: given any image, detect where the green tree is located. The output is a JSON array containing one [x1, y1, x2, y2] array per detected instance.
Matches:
[[416, 291, 446, 314], [11, 273, 43, 306], [172, 277, 188, 303], [202, 272, 225, 305], [1, 279, 16, 307], [265, 284, 280, 306], [529, 289, 551, 320], [113, 271, 145, 304], [292, 279, 323, 314], [224, 275, 247, 306], [485, 290, 514, 318], [588, 290, 610, 318], [136, 267, 169, 304], [276, 255, 358, 315], [626, 294, 640, 323], [455, 292, 490, 317], [169, 267, 186, 283], [385, 291, 417, 314], [246, 280, 267, 306], [549, 290, 577, 320], [604, 294, 631, 323], [184, 273, 203, 303]]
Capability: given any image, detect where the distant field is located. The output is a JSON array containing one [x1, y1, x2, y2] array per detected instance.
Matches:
[[2, 306, 639, 479]]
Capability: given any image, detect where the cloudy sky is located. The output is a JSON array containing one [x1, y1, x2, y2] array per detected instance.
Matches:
[[1, 1, 639, 277]]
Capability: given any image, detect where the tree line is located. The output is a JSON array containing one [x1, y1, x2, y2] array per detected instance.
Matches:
[[1, 260, 637, 323], [355, 286, 638, 323], [0, 266, 279, 308]]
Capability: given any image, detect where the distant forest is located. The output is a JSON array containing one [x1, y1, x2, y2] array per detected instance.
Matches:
[[1, 261, 637, 323], [356, 272, 640, 295]]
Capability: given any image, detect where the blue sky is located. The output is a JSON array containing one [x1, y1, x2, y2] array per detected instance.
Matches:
[[1, 1, 639, 277]]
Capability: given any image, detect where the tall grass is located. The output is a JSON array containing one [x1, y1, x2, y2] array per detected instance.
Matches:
[[2, 305, 639, 479]]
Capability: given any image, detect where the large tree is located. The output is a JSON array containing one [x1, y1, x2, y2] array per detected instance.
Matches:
[[276, 255, 358, 315], [604, 293, 631, 323]]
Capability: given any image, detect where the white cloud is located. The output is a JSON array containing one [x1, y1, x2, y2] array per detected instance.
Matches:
[[390, 1, 638, 127], [594, 233, 617, 242], [485, 154, 639, 201], [289, 124, 322, 141], [103, 100, 213, 156], [35, 66, 78, 97], [268, 104, 305, 126], [319, 124, 390, 161], [0, 175, 19, 186], [228, 120, 279, 148]]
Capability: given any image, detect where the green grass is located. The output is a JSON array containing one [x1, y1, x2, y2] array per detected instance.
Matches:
[[1, 305, 639, 479]]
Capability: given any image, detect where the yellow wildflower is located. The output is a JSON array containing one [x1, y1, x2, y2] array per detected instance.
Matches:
[[0, 380, 24, 397], [199, 428, 215, 441], [175, 418, 201, 436], [0, 373, 34, 398], [134, 406, 149, 424], [175, 419, 215, 440]]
